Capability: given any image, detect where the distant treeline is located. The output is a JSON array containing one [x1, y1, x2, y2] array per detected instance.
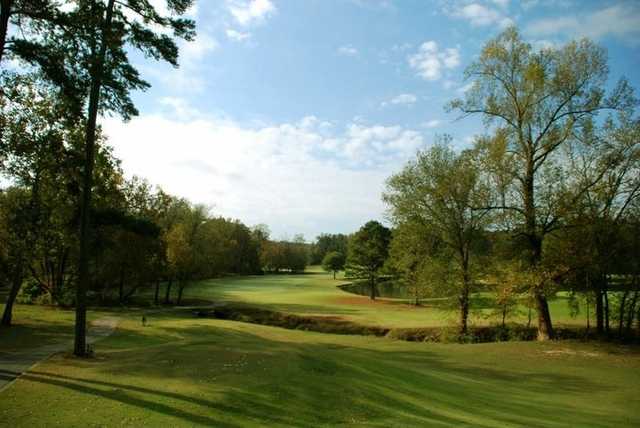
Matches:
[[0, 86, 311, 313]]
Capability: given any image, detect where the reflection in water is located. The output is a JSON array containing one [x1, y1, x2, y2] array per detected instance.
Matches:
[[338, 280, 410, 299]]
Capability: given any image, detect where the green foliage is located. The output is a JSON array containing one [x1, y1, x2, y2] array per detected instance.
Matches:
[[384, 139, 492, 331], [321, 251, 345, 278], [448, 26, 637, 338], [345, 221, 391, 298], [261, 238, 309, 273], [311, 233, 348, 265]]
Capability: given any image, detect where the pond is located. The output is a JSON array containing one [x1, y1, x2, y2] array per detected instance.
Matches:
[[338, 280, 412, 299]]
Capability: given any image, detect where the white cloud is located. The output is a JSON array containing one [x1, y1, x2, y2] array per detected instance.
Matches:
[[450, 3, 513, 28], [102, 103, 425, 238], [228, 0, 276, 26], [408, 41, 461, 81], [226, 29, 251, 42], [180, 33, 219, 65], [338, 45, 359, 56], [525, 4, 640, 44], [443, 79, 457, 90], [422, 119, 441, 129], [382, 93, 418, 107]]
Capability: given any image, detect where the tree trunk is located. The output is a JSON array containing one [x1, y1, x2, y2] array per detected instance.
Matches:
[[625, 291, 638, 334], [164, 278, 172, 304], [369, 276, 376, 300], [618, 290, 629, 338], [0, 0, 13, 66], [177, 283, 184, 305], [118, 267, 125, 303], [595, 288, 604, 334], [74, 0, 116, 358], [333, 271, 336, 280], [459, 264, 470, 335], [154, 280, 160, 306], [586, 295, 590, 332], [604, 287, 610, 336], [1, 261, 23, 327], [534, 290, 553, 340], [523, 165, 553, 340]]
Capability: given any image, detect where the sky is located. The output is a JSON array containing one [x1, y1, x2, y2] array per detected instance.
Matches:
[[102, 0, 640, 241]]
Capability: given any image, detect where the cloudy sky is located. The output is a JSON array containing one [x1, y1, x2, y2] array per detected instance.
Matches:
[[103, 0, 640, 241]]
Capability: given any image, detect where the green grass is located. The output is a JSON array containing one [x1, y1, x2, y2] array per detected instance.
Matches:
[[1, 310, 639, 427], [180, 267, 588, 329], [1, 271, 637, 427]]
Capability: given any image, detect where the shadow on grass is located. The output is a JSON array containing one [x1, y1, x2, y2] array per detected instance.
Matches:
[[0, 369, 21, 382], [0, 319, 74, 351], [15, 322, 622, 427]]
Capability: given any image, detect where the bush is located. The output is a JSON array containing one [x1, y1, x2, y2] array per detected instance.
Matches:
[[16, 279, 45, 304]]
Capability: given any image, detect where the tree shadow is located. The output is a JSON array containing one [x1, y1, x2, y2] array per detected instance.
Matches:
[[16, 323, 624, 427], [0, 369, 21, 382]]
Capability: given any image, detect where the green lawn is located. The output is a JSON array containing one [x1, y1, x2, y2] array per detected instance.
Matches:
[[181, 267, 588, 329], [1, 311, 639, 427], [1, 271, 638, 427]]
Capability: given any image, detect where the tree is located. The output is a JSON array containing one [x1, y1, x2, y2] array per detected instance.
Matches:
[[0, 1, 64, 73], [386, 222, 438, 306], [0, 188, 31, 326], [384, 140, 491, 334], [448, 27, 635, 340], [322, 251, 345, 279], [346, 221, 391, 300], [311, 234, 348, 265], [0, 74, 83, 322], [50, 0, 196, 356]]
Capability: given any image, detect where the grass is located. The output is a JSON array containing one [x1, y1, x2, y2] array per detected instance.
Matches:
[[1, 310, 639, 427], [180, 267, 589, 329], [1, 270, 638, 427]]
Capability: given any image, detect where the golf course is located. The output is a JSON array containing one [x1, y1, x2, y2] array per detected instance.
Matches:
[[1, 269, 639, 427], [2, 1, 640, 427]]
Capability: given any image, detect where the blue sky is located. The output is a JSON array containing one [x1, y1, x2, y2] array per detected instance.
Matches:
[[104, 0, 640, 241]]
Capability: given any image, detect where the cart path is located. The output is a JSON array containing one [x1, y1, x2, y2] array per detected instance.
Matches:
[[0, 316, 120, 393]]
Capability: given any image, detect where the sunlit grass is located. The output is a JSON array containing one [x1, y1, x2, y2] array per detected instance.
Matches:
[[1, 310, 639, 427]]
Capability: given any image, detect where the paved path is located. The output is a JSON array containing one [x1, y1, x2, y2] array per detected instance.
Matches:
[[0, 317, 120, 393]]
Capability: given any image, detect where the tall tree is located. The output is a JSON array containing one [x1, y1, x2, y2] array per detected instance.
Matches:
[[346, 221, 391, 300], [0, 74, 76, 324], [448, 27, 635, 340], [384, 140, 491, 334], [553, 111, 640, 334], [54, 0, 196, 356], [0, 188, 31, 326]]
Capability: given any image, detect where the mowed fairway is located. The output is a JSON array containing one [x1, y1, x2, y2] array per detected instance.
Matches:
[[184, 268, 589, 329], [1, 271, 639, 427]]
